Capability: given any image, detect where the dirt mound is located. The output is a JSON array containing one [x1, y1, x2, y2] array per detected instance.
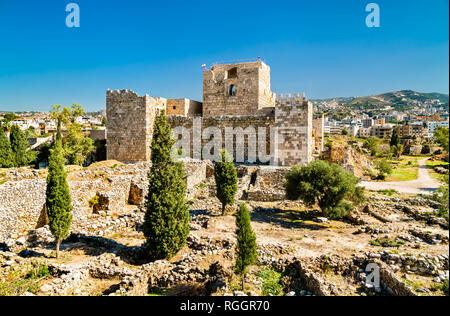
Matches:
[[324, 140, 373, 178]]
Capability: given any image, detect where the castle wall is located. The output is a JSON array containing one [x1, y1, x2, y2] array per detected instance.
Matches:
[[168, 115, 274, 164], [202, 61, 275, 117], [105, 63, 320, 166], [167, 98, 202, 117], [274, 94, 313, 166]]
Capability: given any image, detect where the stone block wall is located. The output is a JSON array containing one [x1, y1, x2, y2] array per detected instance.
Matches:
[[89, 129, 106, 141], [274, 94, 313, 166], [247, 167, 288, 201], [106, 89, 159, 163], [313, 115, 325, 154], [167, 98, 202, 117], [0, 161, 208, 242], [168, 116, 274, 164]]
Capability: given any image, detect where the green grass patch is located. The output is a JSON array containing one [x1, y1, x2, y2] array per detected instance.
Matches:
[[372, 156, 420, 182], [257, 268, 284, 296], [148, 288, 171, 296], [386, 168, 418, 182], [377, 189, 398, 196], [427, 160, 449, 167], [426, 160, 449, 183], [370, 238, 405, 248], [0, 263, 51, 296]]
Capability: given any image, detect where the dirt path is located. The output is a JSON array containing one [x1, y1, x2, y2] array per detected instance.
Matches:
[[361, 158, 441, 194]]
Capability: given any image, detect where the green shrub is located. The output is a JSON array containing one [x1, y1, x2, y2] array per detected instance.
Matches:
[[88, 195, 100, 207], [442, 280, 449, 296], [25, 264, 51, 279], [432, 175, 449, 221], [285, 160, 365, 219], [377, 159, 393, 175], [257, 269, 283, 296]]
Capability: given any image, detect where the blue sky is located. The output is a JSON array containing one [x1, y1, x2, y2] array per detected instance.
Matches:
[[0, 0, 448, 112]]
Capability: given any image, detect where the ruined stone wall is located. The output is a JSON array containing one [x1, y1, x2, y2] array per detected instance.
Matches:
[[247, 167, 288, 201], [106, 89, 160, 163], [313, 115, 325, 154], [202, 61, 275, 117], [0, 161, 207, 242], [274, 94, 313, 166]]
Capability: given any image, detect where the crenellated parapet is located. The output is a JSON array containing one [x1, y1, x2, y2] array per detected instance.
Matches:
[[276, 92, 308, 106]]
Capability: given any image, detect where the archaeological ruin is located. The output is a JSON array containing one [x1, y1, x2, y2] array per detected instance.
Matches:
[[106, 60, 324, 166]]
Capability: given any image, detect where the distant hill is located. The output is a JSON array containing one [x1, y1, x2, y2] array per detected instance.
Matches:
[[314, 90, 449, 111]]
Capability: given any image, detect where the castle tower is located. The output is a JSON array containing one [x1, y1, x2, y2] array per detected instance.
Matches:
[[202, 61, 275, 117], [106, 89, 163, 162]]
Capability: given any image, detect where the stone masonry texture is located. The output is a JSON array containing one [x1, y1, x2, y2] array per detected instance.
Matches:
[[106, 61, 322, 166]]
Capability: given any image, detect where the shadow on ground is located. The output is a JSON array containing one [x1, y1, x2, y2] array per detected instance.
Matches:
[[251, 207, 330, 230]]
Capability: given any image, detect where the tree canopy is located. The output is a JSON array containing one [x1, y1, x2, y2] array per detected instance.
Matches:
[[214, 150, 238, 215], [435, 127, 449, 154], [0, 127, 14, 168], [143, 110, 190, 261], [235, 203, 257, 290], [45, 124, 73, 259], [285, 160, 365, 219], [51, 104, 94, 166]]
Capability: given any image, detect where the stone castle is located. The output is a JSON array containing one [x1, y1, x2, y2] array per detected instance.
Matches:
[[106, 60, 324, 166]]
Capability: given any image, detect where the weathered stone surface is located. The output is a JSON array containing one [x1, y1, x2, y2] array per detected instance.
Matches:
[[0, 160, 209, 242]]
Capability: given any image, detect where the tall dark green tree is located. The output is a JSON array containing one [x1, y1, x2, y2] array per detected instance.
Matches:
[[214, 150, 238, 215], [144, 110, 190, 261], [390, 128, 401, 148], [9, 125, 32, 167], [0, 128, 14, 168], [235, 203, 257, 291], [45, 121, 73, 259]]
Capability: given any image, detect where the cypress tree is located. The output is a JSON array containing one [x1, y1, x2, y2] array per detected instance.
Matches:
[[10, 125, 31, 167], [45, 121, 72, 259], [144, 110, 190, 261], [235, 203, 257, 291], [0, 127, 14, 168], [390, 128, 401, 148], [214, 150, 238, 215]]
